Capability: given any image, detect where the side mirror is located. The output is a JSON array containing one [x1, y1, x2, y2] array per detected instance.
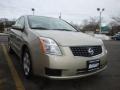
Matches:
[[12, 25, 24, 31]]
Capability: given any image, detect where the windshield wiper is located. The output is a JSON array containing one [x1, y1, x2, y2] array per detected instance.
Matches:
[[51, 29, 76, 31], [31, 27, 49, 30]]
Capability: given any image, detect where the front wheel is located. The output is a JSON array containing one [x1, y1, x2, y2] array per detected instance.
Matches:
[[22, 49, 33, 79]]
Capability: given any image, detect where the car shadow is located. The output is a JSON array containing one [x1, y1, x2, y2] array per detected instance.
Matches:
[[29, 73, 104, 90]]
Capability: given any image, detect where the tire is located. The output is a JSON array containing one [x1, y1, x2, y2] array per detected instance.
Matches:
[[22, 48, 33, 79]]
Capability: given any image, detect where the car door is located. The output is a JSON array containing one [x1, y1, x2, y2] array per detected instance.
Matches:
[[10, 16, 25, 56]]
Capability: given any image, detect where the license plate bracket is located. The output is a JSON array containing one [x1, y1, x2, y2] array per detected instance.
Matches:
[[87, 59, 100, 71]]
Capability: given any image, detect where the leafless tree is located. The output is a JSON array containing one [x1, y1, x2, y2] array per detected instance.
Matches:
[[81, 17, 99, 33], [108, 16, 120, 35], [112, 17, 120, 24]]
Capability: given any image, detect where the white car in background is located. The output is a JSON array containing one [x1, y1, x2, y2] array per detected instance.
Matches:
[[94, 34, 110, 40]]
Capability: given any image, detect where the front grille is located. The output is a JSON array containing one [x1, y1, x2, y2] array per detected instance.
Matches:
[[70, 46, 102, 57]]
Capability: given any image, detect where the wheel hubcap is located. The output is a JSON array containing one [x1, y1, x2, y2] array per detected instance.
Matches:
[[23, 53, 30, 76]]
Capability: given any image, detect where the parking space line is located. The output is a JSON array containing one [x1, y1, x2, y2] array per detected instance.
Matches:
[[2, 44, 25, 90]]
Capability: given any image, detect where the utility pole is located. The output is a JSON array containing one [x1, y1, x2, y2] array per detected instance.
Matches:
[[97, 8, 105, 33]]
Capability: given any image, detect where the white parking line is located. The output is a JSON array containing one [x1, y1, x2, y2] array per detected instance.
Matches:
[[2, 44, 25, 90]]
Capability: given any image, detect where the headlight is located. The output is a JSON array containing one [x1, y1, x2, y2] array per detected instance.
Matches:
[[39, 37, 62, 55], [103, 44, 107, 54]]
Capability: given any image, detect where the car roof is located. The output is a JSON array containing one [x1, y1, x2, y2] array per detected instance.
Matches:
[[25, 15, 59, 20]]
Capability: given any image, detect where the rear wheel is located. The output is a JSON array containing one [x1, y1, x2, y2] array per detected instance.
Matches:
[[22, 48, 33, 79]]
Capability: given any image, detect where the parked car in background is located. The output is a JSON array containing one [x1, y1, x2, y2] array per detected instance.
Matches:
[[118, 32, 120, 34], [8, 15, 107, 79], [111, 34, 120, 40]]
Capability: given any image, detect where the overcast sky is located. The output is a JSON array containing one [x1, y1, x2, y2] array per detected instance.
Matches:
[[0, 0, 120, 24]]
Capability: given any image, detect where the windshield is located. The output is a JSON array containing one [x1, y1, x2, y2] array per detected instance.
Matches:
[[28, 16, 76, 31]]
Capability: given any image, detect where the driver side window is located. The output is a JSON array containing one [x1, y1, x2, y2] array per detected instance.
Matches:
[[15, 17, 25, 28]]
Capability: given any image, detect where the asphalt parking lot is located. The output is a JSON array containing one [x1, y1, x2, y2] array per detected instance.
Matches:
[[0, 35, 120, 90]]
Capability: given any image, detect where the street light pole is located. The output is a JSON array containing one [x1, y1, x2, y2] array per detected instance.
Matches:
[[31, 8, 35, 15], [99, 11, 102, 33], [59, 12, 61, 19], [97, 8, 105, 33]]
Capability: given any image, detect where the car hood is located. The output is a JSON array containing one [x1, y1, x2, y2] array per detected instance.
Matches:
[[32, 30, 103, 46]]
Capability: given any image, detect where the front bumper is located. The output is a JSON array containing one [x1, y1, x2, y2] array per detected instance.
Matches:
[[32, 46, 107, 79], [44, 65, 107, 80]]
